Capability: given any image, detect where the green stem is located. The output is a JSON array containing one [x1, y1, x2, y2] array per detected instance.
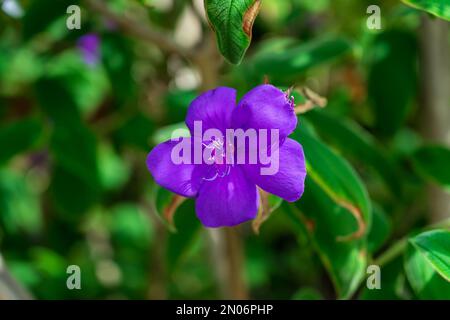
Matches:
[[374, 218, 450, 267]]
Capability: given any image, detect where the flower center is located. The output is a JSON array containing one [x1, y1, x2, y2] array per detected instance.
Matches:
[[202, 137, 232, 181]]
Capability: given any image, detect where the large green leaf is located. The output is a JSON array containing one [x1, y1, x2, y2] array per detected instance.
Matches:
[[246, 37, 351, 85], [305, 110, 401, 194], [410, 229, 450, 282], [0, 169, 43, 235], [367, 205, 391, 254], [288, 179, 367, 299], [166, 199, 201, 273], [288, 126, 372, 298], [411, 145, 450, 192], [404, 240, 450, 299], [402, 0, 450, 21], [292, 125, 372, 241], [0, 118, 42, 164], [205, 0, 261, 64], [22, 0, 78, 40], [35, 78, 101, 217], [367, 30, 417, 137]]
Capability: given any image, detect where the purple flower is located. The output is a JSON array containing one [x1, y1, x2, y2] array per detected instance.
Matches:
[[147, 85, 307, 228], [77, 33, 100, 66]]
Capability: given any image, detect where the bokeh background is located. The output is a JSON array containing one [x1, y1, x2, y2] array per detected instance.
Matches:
[[0, 0, 449, 300]]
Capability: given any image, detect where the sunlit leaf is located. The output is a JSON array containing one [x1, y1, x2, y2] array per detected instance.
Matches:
[[404, 240, 450, 299], [410, 229, 450, 282], [205, 0, 261, 64], [401, 0, 450, 21]]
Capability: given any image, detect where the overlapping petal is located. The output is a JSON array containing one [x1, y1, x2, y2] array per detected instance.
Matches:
[[186, 87, 236, 135], [195, 167, 259, 227], [146, 138, 201, 197], [231, 84, 297, 145], [246, 138, 306, 202]]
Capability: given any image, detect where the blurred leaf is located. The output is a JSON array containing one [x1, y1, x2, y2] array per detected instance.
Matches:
[[164, 90, 196, 123], [0, 169, 42, 235], [166, 199, 201, 273], [101, 33, 136, 106], [152, 122, 190, 145], [288, 178, 367, 299], [411, 145, 450, 192], [22, 0, 77, 40], [35, 78, 82, 128], [36, 78, 101, 216], [98, 144, 130, 191], [0, 117, 42, 164], [292, 125, 372, 241], [205, 0, 261, 64], [246, 37, 351, 84], [115, 113, 154, 151], [401, 0, 450, 21], [50, 165, 100, 217], [47, 51, 109, 115], [367, 30, 417, 137], [410, 229, 450, 282], [292, 287, 323, 300], [305, 109, 401, 194], [404, 240, 450, 299], [0, 48, 43, 94], [110, 203, 153, 249], [50, 123, 100, 188], [367, 205, 391, 253], [360, 255, 411, 300]]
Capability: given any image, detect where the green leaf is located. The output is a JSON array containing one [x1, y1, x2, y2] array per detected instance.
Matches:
[[164, 90, 197, 123], [35, 78, 101, 216], [292, 125, 372, 241], [22, 0, 78, 40], [404, 240, 450, 299], [101, 34, 136, 106], [401, 0, 450, 21], [114, 113, 154, 151], [246, 37, 351, 85], [304, 109, 401, 194], [411, 145, 450, 192], [50, 165, 100, 217], [0, 118, 42, 164], [287, 179, 367, 299], [410, 229, 450, 282], [98, 144, 130, 191], [367, 30, 417, 137], [367, 205, 391, 254], [288, 125, 372, 298], [205, 0, 261, 64], [166, 199, 201, 273], [109, 203, 153, 250], [292, 287, 323, 300], [152, 122, 190, 145], [0, 169, 43, 235]]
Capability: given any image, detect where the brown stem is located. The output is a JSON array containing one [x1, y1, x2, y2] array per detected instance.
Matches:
[[85, 0, 193, 60], [419, 15, 450, 222], [223, 228, 249, 299]]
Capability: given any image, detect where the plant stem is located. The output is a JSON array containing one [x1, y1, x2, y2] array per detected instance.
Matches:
[[85, 0, 193, 60], [373, 218, 450, 267], [223, 228, 249, 299], [419, 14, 450, 222]]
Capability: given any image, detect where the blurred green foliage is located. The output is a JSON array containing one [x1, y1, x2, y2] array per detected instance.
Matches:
[[0, 0, 449, 300]]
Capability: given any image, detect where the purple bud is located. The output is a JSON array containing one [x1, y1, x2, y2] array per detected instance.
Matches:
[[77, 33, 100, 66]]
